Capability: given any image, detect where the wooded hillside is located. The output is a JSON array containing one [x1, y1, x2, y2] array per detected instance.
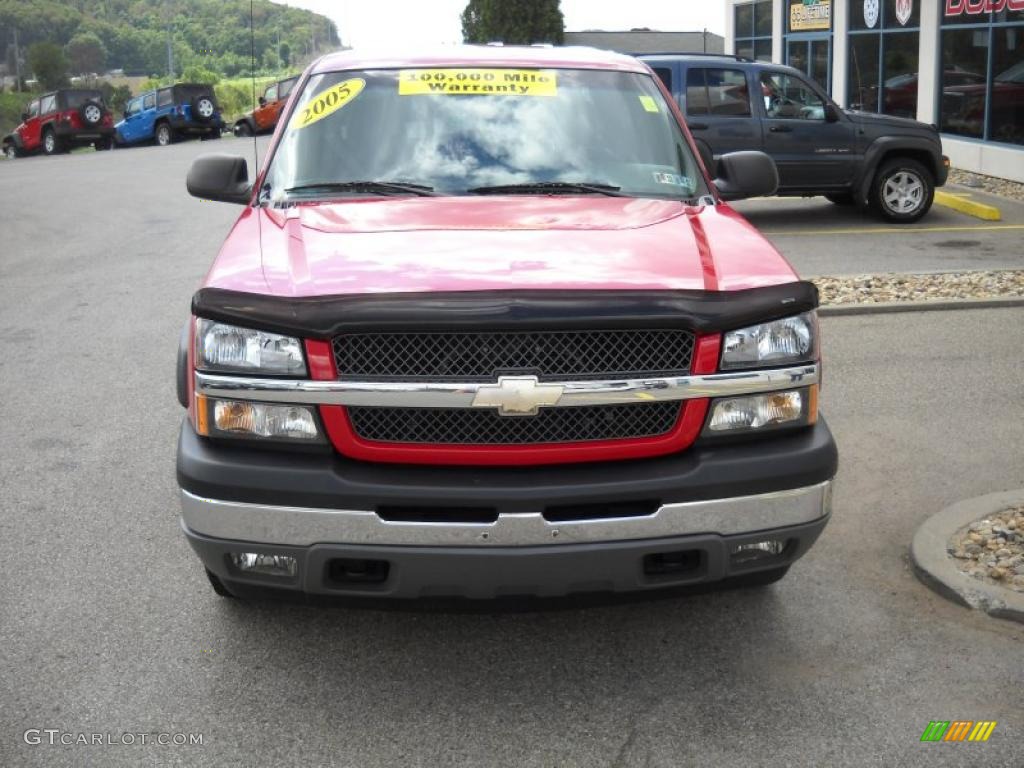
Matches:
[[0, 0, 339, 77]]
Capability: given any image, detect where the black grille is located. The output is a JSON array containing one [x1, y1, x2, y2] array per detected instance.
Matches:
[[348, 402, 681, 445], [332, 329, 694, 381]]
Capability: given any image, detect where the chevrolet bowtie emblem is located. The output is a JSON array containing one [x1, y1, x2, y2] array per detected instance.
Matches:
[[471, 376, 564, 416]]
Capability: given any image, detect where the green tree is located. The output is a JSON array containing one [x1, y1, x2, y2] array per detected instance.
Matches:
[[27, 41, 69, 89], [181, 64, 220, 85], [461, 0, 486, 43], [278, 42, 290, 68], [108, 84, 132, 114], [66, 32, 108, 75], [461, 0, 564, 45]]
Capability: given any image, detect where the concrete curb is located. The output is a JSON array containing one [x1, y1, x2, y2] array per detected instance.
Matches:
[[819, 296, 1024, 316], [934, 190, 1002, 221], [910, 490, 1024, 624]]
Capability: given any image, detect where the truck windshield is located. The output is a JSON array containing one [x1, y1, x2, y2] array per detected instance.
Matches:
[[263, 67, 707, 203]]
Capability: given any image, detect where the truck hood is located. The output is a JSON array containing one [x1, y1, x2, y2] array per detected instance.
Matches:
[[204, 196, 798, 297]]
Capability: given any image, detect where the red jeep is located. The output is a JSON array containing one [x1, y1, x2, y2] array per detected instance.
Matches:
[[179, 47, 837, 601], [3, 89, 115, 158], [232, 75, 299, 137]]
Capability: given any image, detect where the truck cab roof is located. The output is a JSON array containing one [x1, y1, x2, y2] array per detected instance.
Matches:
[[311, 45, 650, 75]]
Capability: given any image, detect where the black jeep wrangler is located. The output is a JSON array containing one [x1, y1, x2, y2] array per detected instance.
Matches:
[[640, 54, 949, 222]]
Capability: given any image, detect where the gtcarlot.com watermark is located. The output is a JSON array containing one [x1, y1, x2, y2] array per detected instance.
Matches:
[[23, 729, 204, 747]]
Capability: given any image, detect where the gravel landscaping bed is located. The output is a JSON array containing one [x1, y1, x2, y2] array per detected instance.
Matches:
[[948, 507, 1024, 593], [813, 270, 1024, 305], [948, 169, 1024, 202]]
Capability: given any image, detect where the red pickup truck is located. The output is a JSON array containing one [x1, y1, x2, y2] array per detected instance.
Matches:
[[178, 46, 837, 601]]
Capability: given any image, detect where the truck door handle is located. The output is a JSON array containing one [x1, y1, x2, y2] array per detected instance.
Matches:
[[769, 125, 793, 133], [688, 122, 708, 130]]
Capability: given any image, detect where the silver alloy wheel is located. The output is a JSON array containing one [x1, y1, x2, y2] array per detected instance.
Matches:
[[44, 132, 55, 153], [4, 144, 14, 159], [197, 98, 214, 119], [84, 104, 102, 124], [157, 124, 171, 146], [882, 170, 925, 215]]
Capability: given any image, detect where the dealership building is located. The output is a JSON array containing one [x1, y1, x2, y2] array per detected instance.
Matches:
[[724, 0, 1024, 181]]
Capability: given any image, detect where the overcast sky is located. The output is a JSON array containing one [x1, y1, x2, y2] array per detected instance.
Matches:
[[275, 0, 726, 49]]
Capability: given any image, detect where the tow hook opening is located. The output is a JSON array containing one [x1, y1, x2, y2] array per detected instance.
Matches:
[[326, 558, 391, 587], [642, 549, 703, 580]]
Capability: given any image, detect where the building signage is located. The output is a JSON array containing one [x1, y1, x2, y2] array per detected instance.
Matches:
[[895, 0, 913, 25], [790, 0, 832, 31], [945, 0, 1024, 15], [864, 0, 880, 26]]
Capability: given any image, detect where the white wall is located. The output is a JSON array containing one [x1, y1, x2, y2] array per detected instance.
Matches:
[[944, 138, 1024, 184]]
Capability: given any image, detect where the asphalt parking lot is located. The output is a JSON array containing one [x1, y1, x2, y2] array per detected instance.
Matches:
[[732, 190, 1024, 277], [2, 140, 1023, 767]]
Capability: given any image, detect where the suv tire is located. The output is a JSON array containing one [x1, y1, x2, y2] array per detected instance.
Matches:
[[3, 142, 16, 160], [79, 100, 105, 127], [234, 120, 253, 138], [155, 122, 173, 147], [192, 96, 216, 123], [42, 128, 60, 155], [871, 157, 934, 223]]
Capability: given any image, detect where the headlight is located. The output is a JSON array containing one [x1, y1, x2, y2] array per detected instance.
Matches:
[[195, 319, 306, 375], [705, 389, 812, 434], [196, 397, 322, 442], [721, 312, 816, 370]]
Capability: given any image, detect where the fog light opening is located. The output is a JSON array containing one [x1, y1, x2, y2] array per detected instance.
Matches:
[[229, 552, 298, 578], [729, 539, 787, 566]]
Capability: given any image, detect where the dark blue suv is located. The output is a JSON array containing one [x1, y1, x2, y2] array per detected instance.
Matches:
[[639, 54, 949, 222], [115, 83, 224, 147]]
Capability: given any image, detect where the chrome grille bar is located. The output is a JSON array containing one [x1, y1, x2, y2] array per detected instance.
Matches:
[[195, 364, 818, 409]]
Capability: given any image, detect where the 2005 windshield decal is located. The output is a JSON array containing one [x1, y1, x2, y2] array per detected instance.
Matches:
[[290, 78, 366, 130], [398, 69, 557, 96]]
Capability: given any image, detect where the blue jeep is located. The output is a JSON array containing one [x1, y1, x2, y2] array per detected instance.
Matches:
[[115, 83, 224, 147]]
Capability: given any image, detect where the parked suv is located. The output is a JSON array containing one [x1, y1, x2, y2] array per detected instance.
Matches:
[[233, 75, 299, 137], [115, 83, 223, 146], [178, 47, 837, 601], [639, 54, 949, 222], [3, 89, 114, 158]]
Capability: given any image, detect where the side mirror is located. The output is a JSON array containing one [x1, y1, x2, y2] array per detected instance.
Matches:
[[258, 96, 267, 107], [824, 103, 841, 123], [713, 150, 779, 201], [186, 154, 252, 205], [21, 112, 29, 121]]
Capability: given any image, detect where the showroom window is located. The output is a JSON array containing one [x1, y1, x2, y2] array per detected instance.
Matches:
[[783, 0, 832, 92], [847, 0, 921, 117], [734, 0, 773, 62], [940, 6, 1024, 146]]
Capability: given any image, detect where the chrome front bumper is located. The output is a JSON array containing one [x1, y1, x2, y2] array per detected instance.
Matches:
[[179, 480, 832, 548]]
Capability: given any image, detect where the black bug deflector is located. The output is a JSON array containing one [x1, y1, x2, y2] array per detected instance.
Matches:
[[191, 282, 820, 339]]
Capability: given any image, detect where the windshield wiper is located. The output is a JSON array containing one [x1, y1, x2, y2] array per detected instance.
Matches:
[[467, 181, 626, 197], [284, 181, 438, 197]]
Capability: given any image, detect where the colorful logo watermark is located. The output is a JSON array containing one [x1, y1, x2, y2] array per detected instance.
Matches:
[[920, 721, 997, 742]]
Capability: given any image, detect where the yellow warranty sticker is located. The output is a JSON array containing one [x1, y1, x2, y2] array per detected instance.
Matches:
[[638, 95, 660, 113], [399, 69, 557, 96], [290, 78, 365, 130]]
